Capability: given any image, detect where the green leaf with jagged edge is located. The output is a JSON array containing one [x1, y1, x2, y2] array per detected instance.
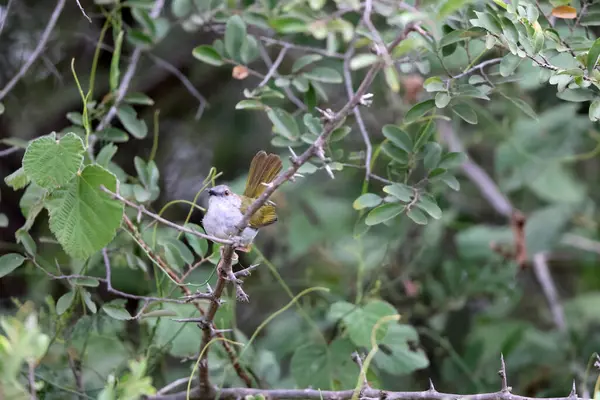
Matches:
[[44, 165, 124, 260], [22, 132, 84, 190], [4, 167, 29, 190]]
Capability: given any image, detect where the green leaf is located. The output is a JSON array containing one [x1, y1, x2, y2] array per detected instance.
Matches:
[[110, 31, 124, 91], [438, 0, 474, 18], [23, 132, 84, 190], [383, 183, 413, 202], [353, 193, 382, 210], [303, 114, 323, 135], [330, 126, 351, 142], [423, 142, 442, 170], [117, 105, 148, 139], [72, 277, 100, 287], [381, 142, 409, 163], [184, 223, 208, 256], [407, 208, 428, 224], [45, 165, 124, 260], [556, 88, 596, 102], [269, 16, 307, 33], [103, 299, 132, 320], [56, 291, 75, 315], [439, 152, 467, 169], [16, 230, 37, 256], [441, 174, 460, 190], [290, 342, 331, 389], [0, 102, 4, 115], [4, 167, 30, 190], [0, 253, 26, 278], [506, 96, 537, 119], [424, 76, 445, 92], [382, 125, 413, 153], [416, 195, 442, 219], [328, 300, 398, 347], [240, 36, 260, 64], [66, 112, 83, 126], [303, 67, 342, 84], [435, 92, 451, 108], [366, 203, 405, 225], [374, 324, 429, 375], [266, 108, 299, 140], [224, 15, 247, 62], [82, 290, 97, 313], [500, 53, 522, 77], [97, 144, 118, 167], [590, 99, 600, 121], [451, 103, 478, 124], [192, 45, 225, 66], [96, 127, 129, 143], [127, 29, 153, 47], [384, 66, 400, 92], [124, 92, 155, 106], [405, 99, 435, 123], [350, 54, 378, 70], [236, 100, 265, 110], [0, 214, 7, 228], [292, 54, 323, 73]]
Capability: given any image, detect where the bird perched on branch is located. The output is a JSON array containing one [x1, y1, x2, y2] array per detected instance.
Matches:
[[202, 151, 282, 252]]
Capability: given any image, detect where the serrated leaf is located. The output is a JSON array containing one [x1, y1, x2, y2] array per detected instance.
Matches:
[[45, 165, 124, 260], [23, 132, 84, 190], [366, 203, 405, 225], [290, 342, 331, 389], [103, 299, 132, 320], [267, 108, 299, 140], [0, 253, 26, 278], [292, 54, 323, 73], [407, 208, 428, 224], [224, 15, 247, 62], [405, 99, 435, 123], [56, 291, 75, 315], [353, 193, 382, 210], [4, 167, 30, 190], [303, 67, 342, 83], [451, 103, 478, 124], [117, 105, 148, 139], [423, 142, 442, 170], [382, 125, 413, 153], [329, 300, 398, 346]]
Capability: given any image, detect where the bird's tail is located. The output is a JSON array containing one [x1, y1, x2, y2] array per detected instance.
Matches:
[[243, 151, 283, 198]]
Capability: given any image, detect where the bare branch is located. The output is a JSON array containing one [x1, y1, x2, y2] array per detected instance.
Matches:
[[0, 147, 22, 157], [257, 44, 306, 110], [532, 253, 567, 331], [0, 0, 15, 38], [28, 362, 37, 400], [260, 36, 345, 59], [0, 0, 66, 102], [450, 58, 503, 80], [258, 46, 288, 88], [75, 0, 92, 23]]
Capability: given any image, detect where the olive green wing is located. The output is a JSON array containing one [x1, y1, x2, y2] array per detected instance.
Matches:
[[243, 151, 283, 199], [240, 196, 278, 229]]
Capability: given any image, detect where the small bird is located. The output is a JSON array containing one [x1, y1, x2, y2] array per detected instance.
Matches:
[[202, 151, 283, 251]]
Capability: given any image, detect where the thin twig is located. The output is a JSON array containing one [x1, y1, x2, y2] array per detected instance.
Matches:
[[532, 253, 567, 331], [258, 46, 288, 87], [0, 0, 15, 38], [257, 44, 306, 110], [259, 36, 345, 59], [75, 0, 92, 23], [450, 58, 502, 80], [29, 362, 37, 400], [0, 147, 22, 157], [100, 185, 233, 245], [0, 0, 66, 102]]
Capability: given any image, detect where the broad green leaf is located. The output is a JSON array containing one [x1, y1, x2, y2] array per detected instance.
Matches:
[[236, 100, 265, 110], [82, 290, 97, 313], [224, 15, 247, 62], [556, 88, 595, 102], [72, 277, 100, 287], [424, 76, 445, 92], [127, 29, 153, 47], [303, 67, 342, 83], [383, 183, 413, 202], [290, 342, 331, 389], [439, 152, 467, 169], [292, 54, 323, 73], [590, 99, 600, 121], [353, 193, 382, 210], [269, 16, 307, 33], [16, 230, 36, 255], [97, 144, 118, 167], [0, 253, 26, 278], [303, 114, 322, 135], [382, 125, 413, 153], [329, 300, 398, 347], [184, 223, 208, 256], [423, 142, 442, 170], [56, 291, 75, 315], [525, 205, 573, 256], [66, 112, 83, 126], [374, 324, 429, 375], [117, 105, 148, 139], [405, 99, 435, 123], [23, 132, 84, 189], [4, 167, 30, 190], [45, 165, 124, 260], [587, 38, 600, 74], [192, 45, 225, 66], [240, 35, 260, 64], [96, 128, 129, 143], [350, 54, 378, 70], [124, 92, 154, 106], [451, 103, 478, 124], [365, 203, 405, 225], [103, 299, 132, 320], [435, 92, 451, 108], [407, 207, 428, 224], [438, 0, 474, 18], [416, 195, 442, 219], [500, 53, 522, 77], [330, 126, 351, 142], [266, 108, 299, 140], [441, 174, 460, 190], [506, 96, 537, 119], [384, 66, 400, 92]]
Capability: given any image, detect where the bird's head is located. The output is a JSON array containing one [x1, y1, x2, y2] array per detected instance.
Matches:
[[208, 184, 242, 209]]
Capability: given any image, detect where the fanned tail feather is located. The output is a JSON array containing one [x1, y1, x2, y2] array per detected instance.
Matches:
[[243, 151, 283, 199]]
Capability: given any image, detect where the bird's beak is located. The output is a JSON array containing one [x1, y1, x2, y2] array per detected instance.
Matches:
[[208, 188, 216, 196]]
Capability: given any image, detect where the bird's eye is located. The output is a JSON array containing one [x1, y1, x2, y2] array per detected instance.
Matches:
[[224, 190, 230, 196]]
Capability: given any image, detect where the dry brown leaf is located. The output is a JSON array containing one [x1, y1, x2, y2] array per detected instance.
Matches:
[[551, 5, 577, 19], [232, 65, 249, 80]]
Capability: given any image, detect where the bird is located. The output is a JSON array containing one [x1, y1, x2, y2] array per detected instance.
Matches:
[[202, 151, 283, 252]]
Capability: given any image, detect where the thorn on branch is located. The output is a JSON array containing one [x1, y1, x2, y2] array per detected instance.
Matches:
[[359, 93, 374, 107], [235, 263, 260, 278], [499, 353, 511, 392], [315, 146, 335, 180], [226, 269, 249, 302], [428, 378, 436, 392], [316, 107, 335, 121], [569, 380, 577, 398]]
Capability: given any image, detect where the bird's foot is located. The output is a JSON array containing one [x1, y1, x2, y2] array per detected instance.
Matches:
[[230, 236, 251, 253]]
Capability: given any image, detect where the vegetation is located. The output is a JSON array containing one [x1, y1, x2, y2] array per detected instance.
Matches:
[[1, 0, 600, 399]]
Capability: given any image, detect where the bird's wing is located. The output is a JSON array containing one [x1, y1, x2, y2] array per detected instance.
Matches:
[[240, 196, 278, 229], [243, 151, 283, 199]]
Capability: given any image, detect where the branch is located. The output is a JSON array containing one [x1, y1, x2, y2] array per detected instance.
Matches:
[[259, 36, 345, 59], [257, 44, 306, 110], [0, 0, 15, 38], [100, 185, 233, 245], [29, 361, 37, 400], [258, 46, 288, 88], [0, 0, 66, 102], [532, 253, 567, 331], [450, 58, 503, 80]]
